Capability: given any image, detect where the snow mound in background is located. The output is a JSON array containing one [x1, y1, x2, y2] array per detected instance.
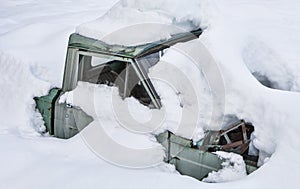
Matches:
[[242, 37, 296, 91], [76, 0, 205, 45]]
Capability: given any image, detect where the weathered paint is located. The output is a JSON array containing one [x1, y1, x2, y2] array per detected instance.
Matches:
[[34, 88, 61, 134], [156, 131, 258, 181]]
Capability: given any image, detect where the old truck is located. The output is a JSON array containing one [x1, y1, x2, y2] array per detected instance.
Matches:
[[35, 28, 258, 181]]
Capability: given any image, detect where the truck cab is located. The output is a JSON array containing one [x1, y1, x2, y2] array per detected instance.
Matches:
[[35, 28, 202, 139]]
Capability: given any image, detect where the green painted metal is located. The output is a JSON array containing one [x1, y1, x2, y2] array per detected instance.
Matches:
[[34, 88, 61, 134], [53, 98, 94, 139], [156, 131, 258, 181], [156, 132, 223, 180]]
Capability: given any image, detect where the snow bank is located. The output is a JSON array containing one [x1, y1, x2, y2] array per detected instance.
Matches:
[[0, 0, 119, 87], [0, 52, 50, 135], [0, 133, 188, 189]]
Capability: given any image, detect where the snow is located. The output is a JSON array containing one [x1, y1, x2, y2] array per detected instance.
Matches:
[[1, 0, 300, 188], [59, 82, 165, 167], [76, 0, 203, 45], [0, 0, 119, 87], [149, 48, 212, 140], [0, 52, 50, 135], [203, 152, 247, 183], [59, 77, 205, 166]]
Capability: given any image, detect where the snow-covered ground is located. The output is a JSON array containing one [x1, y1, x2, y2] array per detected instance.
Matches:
[[1, 0, 300, 188]]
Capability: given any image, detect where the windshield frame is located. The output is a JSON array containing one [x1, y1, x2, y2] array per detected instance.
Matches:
[[75, 50, 161, 109]]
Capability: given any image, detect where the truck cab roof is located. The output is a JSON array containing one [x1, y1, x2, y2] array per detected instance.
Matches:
[[68, 28, 202, 59]]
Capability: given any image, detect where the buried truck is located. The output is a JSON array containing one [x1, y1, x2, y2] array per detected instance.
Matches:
[[35, 28, 258, 181]]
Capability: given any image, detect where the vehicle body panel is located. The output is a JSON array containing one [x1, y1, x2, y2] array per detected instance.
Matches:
[[34, 88, 61, 135]]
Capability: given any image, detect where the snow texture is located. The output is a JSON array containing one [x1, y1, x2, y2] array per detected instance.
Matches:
[[76, 0, 204, 45], [203, 152, 247, 183]]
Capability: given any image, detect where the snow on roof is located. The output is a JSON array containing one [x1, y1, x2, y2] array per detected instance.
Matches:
[[76, 0, 203, 46], [69, 28, 202, 58]]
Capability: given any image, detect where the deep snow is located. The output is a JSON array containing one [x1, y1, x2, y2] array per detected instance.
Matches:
[[1, 0, 300, 188]]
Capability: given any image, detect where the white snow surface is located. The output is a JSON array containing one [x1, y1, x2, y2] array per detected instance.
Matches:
[[203, 152, 247, 183], [76, 0, 203, 45], [0, 0, 300, 188]]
